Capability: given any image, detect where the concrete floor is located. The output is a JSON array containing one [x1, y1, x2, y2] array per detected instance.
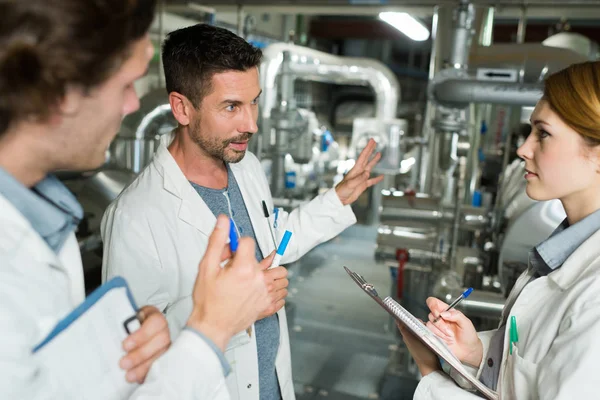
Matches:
[[285, 224, 419, 399]]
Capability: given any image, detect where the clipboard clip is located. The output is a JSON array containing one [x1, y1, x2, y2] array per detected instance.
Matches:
[[344, 266, 380, 298], [123, 313, 142, 335]]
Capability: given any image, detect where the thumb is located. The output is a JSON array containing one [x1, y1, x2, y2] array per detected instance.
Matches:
[[259, 250, 276, 270], [200, 215, 230, 278], [438, 309, 468, 325], [230, 236, 256, 271], [426, 297, 450, 314]]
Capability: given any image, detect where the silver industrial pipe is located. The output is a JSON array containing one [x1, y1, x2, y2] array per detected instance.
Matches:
[[379, 196, 489, 231], [433, 79, 543, 107], [449, 0, 475, 69], [260, 42, 400, 223], [260, 42, 399, 122], [270, 51, 294, 197]]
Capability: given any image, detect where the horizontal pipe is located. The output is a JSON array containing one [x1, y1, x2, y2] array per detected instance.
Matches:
[[433, 79, 543, 107], [435, 287, 505, 319], [380, 206, 489, 231]]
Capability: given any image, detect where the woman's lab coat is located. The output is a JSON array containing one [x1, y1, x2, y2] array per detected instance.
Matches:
[[0, 193, 231, 399], [414, 228, 600, 399], [101, 133, 357, 400]]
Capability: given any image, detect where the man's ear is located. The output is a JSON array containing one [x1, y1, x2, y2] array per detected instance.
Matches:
[[59, 85, 85, 116], [169, 92, 194, 126]]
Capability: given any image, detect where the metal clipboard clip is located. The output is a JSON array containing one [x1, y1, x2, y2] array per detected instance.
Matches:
[[344, 266, 388, 309]]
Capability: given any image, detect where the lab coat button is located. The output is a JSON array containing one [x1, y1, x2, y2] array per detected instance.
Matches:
[[487, 358, 494, 367], [247, 384, 252, 389]]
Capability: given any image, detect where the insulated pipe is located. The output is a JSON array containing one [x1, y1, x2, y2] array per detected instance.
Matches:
[[379, 192, 489, 231], [260, 42, 400, 121], [380, 207, 489, 231], [433, 79, 543, 107], [449, 0, 475, 69]]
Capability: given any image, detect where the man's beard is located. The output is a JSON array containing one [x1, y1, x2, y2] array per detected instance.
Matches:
[[190, 119, 252, 163]]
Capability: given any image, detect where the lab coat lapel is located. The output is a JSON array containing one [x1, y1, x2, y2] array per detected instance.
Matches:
[[153, 138, 216, 238], [547, 228, 600, 290], [1, 194, 66, 272], [229, 160, 274, 257]]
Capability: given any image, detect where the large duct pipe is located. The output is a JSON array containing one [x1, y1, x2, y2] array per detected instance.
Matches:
[[433, 79, 543, 107], [380, 192, 489, 231], [260, 42, 400, 122]]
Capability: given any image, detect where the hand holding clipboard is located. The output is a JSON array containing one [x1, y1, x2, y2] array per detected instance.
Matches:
[[345, 267, 498, 400]]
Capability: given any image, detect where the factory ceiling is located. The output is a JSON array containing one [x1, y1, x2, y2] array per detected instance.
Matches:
[[165, 0, 600, 20]]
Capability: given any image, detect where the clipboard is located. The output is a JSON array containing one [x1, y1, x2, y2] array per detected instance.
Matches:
[[345, 267, 498, 400], [32, 276, 142, 400]]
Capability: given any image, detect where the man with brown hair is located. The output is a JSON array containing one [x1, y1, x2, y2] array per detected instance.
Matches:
[[102, 23, 383, 400], [0, 1, 270, 398]]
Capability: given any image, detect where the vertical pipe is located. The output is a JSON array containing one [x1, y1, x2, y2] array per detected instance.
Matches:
[[448, 0, 475, 70], [271, 51, 294, 198], [157, 0, 165, 87], [478, 7, 495, 47], [465, 104, 480, 205], [419, 6, 440, 193], [516, 6, 527, 44], [282, 14, 296, 42], [465, 6, 494, 204], [237, 5, 245, 38], [449, 157, 467, 270]]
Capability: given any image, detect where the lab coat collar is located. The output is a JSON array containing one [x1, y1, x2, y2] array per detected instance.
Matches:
[[0, 193, 63, 270], [153, 133, 216, 237], [546, 228, 600, 290], [152, 132, 273, 255]]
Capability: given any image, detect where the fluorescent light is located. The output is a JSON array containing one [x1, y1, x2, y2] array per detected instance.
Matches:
[[379, 12, 430, 42]]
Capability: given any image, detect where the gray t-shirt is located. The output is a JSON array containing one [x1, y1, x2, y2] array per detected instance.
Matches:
[[190, 164, 282, 400]]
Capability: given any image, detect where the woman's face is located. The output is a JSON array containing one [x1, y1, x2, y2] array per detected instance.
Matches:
[[516, 99, 600, 202]]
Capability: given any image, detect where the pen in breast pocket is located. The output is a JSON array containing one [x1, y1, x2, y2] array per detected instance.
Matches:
[[261, 200, 278, 249], [510, 316, 519, 355]]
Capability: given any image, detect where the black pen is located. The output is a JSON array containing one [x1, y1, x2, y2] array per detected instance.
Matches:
[[262, 200, 278, 249]]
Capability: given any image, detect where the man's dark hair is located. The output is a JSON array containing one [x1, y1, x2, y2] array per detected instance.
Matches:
[[0, 0, 156, 135], [162, 24, 263, 107]]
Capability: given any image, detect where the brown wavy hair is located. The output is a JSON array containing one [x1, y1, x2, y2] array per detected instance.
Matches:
[[543, 61, 600, 146], [0, 0, 156, 135]]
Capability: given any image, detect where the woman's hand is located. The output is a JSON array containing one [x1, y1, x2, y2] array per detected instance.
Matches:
[[425, 297, 483, 368], [397, 322, 441, 377]]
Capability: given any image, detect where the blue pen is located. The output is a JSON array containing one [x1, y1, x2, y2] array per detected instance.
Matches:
[[432, 287, 473, 323], [269, 230, 292, 269], [229, 218, 239, 252]]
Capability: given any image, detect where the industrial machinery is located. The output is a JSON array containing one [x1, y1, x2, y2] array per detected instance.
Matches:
[[373, 1, 592, 336], [61, 1, 598, 352]]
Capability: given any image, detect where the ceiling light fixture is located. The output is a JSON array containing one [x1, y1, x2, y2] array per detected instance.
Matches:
[[379, 12, 430, 42]]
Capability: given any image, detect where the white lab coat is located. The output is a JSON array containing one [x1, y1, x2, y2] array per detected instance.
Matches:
[[0, 193, 230, 399], [101, 133, 357, 400], [415, 228, 600, 399]]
